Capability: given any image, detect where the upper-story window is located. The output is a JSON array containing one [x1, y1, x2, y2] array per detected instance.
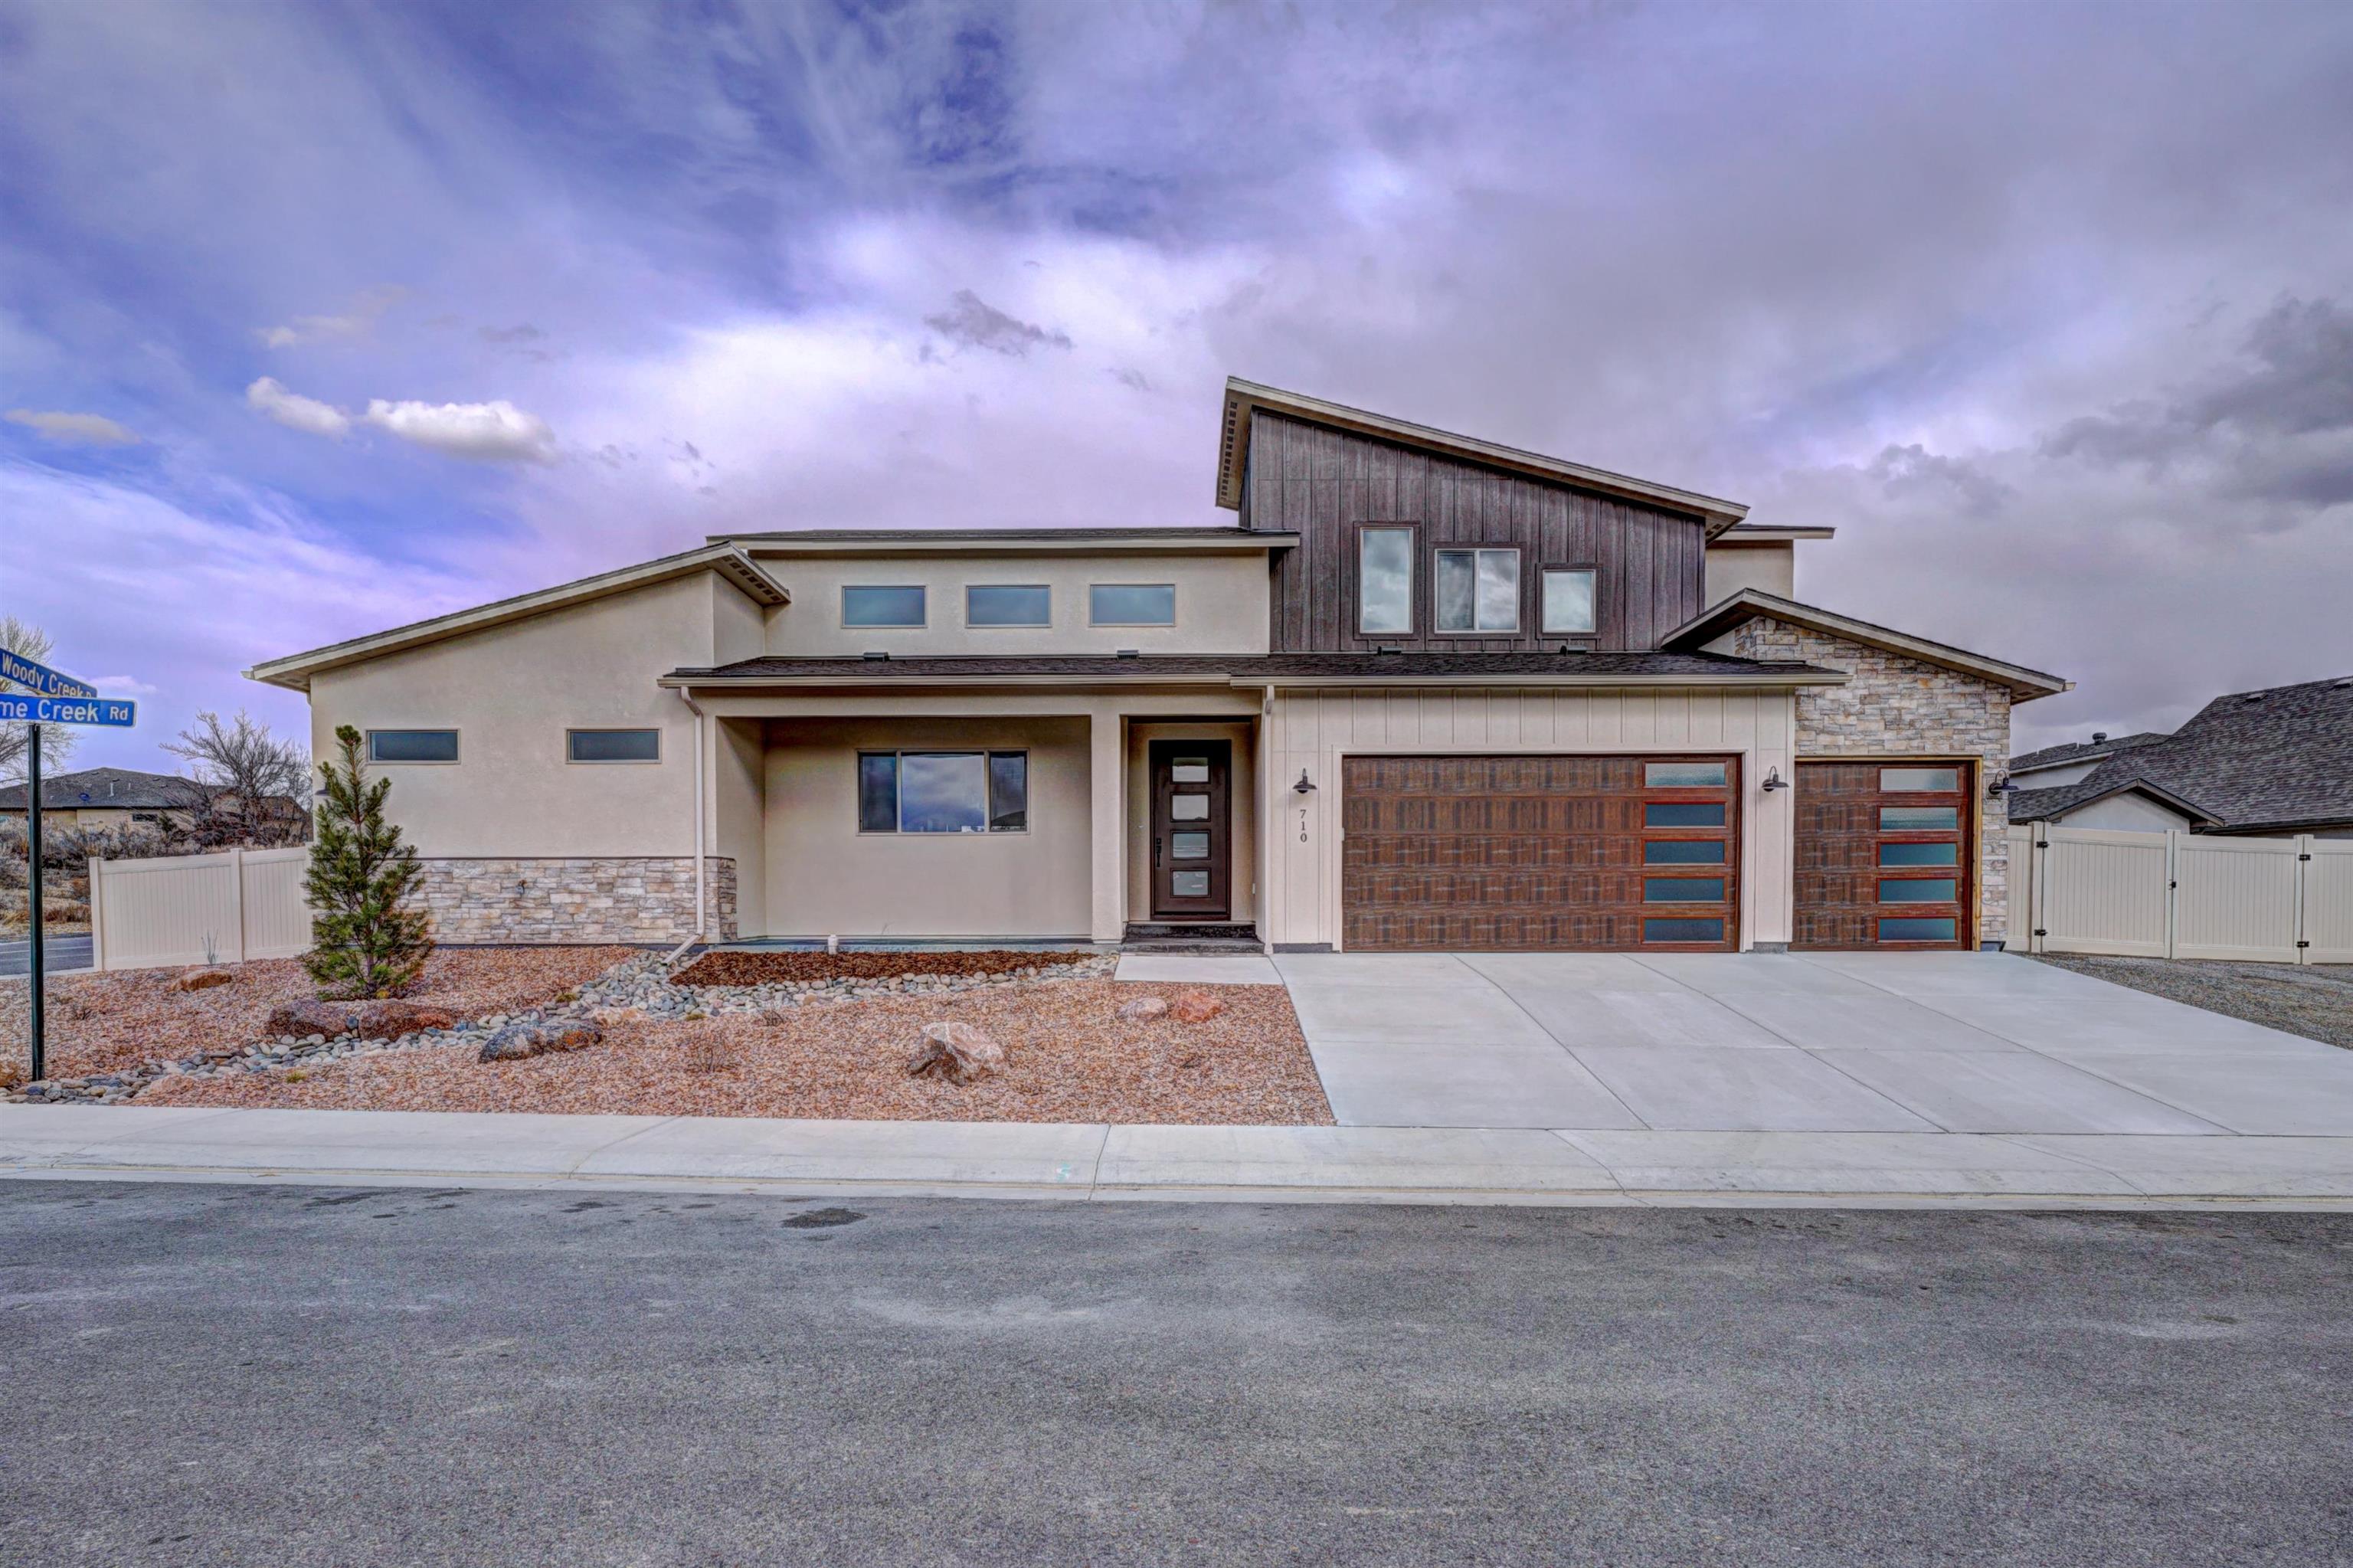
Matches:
[[1541, 568, 1598, 635], [368, 728, 459, 764], [1359, 527, 1414, 634], [966, 584, 1051, 627], [1434, 548, 1520, 633], [841, 585, 926, 627], [1088, 583, 1176, 626]]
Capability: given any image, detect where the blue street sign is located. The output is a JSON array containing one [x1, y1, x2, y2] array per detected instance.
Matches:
[[0, 648, 97, 699], [0, 693, 136, 727]]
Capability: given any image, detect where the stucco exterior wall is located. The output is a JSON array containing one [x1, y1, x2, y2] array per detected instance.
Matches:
[[1260, 686, 1799, 951], [758, 715, 1094, 938], [1726, 619, 2014, 945], [1125, 720, 1258, 923], [747, 552, 1271, 659], [1703, 543, 1795, 604]]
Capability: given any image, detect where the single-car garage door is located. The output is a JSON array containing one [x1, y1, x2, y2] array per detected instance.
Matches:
[[1793, 761, 1975, 949], [1342, 755, 1739, 951]]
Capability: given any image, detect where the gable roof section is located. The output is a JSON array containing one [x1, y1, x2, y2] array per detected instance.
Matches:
[[2049, 676, 2353, 833], [1662, 589, 2071, 702], [0, 766, 195, 813], [245, 544, 790, 693], [1216, 378, 1750, 534], [711, 526, 1295, 554], [2007, 774, 2220, 827], [2011, 731, 2171, 773], [663, 650, 1847, 690]]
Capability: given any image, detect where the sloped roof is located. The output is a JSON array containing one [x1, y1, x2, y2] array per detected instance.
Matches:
[[2006, 774, 2219, 827], [2010, 731, 2171, 774], [1661, 589, 2070, 702], [664, 650, 1847, 689], [2034, 676, 2353, 833], [0, 766, 191, 812]]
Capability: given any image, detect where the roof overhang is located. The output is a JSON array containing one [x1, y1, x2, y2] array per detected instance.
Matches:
[[245, 545, 790, 693], [659, 666, 1848, 693], [716, 529, 1298, 556], [1664, 589, 2073, 703], [1709, 524, 1837, 546], [1217, 378, 1750, 535]]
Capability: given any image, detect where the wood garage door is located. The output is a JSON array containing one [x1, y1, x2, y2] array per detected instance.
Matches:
[[1341, 755, 1739, 951], [1793, 761, 1975, 950]]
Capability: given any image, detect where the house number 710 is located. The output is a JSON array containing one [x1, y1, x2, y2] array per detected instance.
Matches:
[[1298, 807, 1309, 843]]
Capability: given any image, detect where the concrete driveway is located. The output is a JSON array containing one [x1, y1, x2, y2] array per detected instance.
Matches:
[[1273, 949, 2353, 1136]]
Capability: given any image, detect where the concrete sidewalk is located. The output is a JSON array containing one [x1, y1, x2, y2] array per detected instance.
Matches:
[[5, 1105, 2351, 1208]]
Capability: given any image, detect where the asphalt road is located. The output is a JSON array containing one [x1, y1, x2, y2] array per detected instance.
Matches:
[[5, 1184, 2350, 1566], [0, 934, 93, 976]]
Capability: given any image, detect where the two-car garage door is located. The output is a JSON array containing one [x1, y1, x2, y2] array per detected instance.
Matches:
[[1341, 755, 1739, 951]]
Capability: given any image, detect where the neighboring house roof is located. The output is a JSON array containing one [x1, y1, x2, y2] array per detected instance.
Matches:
[[0, 766, 193, 813], [2021, 676, 2353, 834], [711, 527, 1298, 554], [664, 650, 1848, 689], [1660, 589, 2072, 702], [2009, 731, 2171, 774], [247, 543, 791, 692], [1216, 377, 1751, 533], [2006, 775, 2220, 828]]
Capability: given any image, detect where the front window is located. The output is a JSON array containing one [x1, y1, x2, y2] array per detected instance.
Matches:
[[842, 585, 926, 627], [858, 751, 1028, 833], [1434, 548, 1519, 633], [1359, 528, 1413, 633], [966, 584, 1050, 627], [1089, 584, 1175, 626], [1542, 568, 1597, 634]]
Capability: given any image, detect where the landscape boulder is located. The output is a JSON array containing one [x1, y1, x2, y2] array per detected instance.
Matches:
[[478, 1019, 603, 1062], [1114, 996, 1170, 1022], [1170, 990, 1226, 1023], [172, 967, 235, 993], [906, 1021, 1006, 1085], [265, 999, 458, 1041]]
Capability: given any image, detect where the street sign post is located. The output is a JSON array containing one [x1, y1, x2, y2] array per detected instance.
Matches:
[[5, 657, 133, 1085]]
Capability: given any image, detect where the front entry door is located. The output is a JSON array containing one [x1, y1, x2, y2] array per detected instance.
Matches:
[[1150, 741, 1231, 920]]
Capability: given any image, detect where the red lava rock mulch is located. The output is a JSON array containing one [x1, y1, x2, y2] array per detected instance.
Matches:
[[139, 980, 1334, 1125], [1, 947, 640, 1083], [669, 948, 1095, 987]]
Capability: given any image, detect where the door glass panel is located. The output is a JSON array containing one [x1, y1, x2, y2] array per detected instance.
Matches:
[[1880, 805, 1958, 830], [1170, 758, 1209, 783], [1170, 794, 1209, 821], [1879, 841, 1958, 866], [1646, 801, 1726, 827], [1878, 916, 1958, 941], [1644, 840, 1726, 865], [1644, 917, 1725, 943], [1170, 870, 1209, 898], [1644, 877, 1726, 902], [1644, 761, 1726, 787], [1170, 831, 1209, 859], [1880, 879, 1958, 903], [1881, 767, 1960, 792]]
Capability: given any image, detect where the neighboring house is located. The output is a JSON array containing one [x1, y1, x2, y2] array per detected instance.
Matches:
[[247, 378, 2069, 953], [2010, 676, 2353, 838], [0, 767, 194, 832]]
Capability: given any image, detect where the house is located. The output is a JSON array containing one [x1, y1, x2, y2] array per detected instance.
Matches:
[[0, 766, 195, 831], [2009, 676, 2353, 837], [245, 378, 2069, 953]]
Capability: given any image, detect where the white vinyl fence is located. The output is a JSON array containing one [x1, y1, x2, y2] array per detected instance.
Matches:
[[2010, 826, 2353, 964], [89, 847, 312, 971]]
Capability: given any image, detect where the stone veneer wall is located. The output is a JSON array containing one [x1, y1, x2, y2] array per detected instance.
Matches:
[[414, 857, 737, 944], [1728, 620, 2013, 946]]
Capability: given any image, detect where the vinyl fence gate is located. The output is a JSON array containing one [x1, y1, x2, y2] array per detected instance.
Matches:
[[2008, 826, 2353, 964]]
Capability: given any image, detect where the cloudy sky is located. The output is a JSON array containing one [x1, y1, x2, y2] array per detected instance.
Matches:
[[5, 0, 2351, 772]]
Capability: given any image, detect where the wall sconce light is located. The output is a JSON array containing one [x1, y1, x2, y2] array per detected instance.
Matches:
[[1294, 769, 1317, 794], [1988, 774, 2014, 798], [1759, 767, 1788, 792]]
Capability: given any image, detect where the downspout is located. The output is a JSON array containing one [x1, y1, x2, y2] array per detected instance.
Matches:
[[667, 686, 707, 962]]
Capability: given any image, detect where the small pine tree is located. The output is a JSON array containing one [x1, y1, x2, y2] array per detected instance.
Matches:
[[303, 725, 431, 998]]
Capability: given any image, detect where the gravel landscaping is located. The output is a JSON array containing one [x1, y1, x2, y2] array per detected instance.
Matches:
[[2031, 954, 2353, 1050]]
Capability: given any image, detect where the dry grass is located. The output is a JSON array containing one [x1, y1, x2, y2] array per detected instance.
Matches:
[[139, 980, 1334, 1125], [0, 946, 640, 1082]]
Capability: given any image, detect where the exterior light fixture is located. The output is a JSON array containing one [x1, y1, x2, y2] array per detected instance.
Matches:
[[1988, 774, 2014, 797], [1759, 767, 1788, 792], [1294, 769, 1317, 794]]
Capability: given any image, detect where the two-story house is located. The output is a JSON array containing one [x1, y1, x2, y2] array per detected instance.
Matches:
[[247, 378, 2069, 954]]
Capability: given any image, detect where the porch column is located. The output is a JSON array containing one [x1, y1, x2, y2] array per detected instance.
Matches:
[[1090, 705, 1126, 942]]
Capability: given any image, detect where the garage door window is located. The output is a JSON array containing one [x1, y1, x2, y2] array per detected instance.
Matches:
[[1644, 761, 1726, 787], [1644, 918, 1726, 943], [1883, 767, 1960, 791], [1880, 805, 1957, 830], [1880, 879, 1958, 902], [1644, 840, 1726, 865], [1879, 917, 1958, 941], [1880, 842, 1957, 866], [1644, 877, 1726, 902], [1646, 801, 1726, 827]]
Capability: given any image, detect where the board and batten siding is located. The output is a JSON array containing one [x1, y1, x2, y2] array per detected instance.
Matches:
[[1242, 412, 1710, 654], [1260, 686, 1797, 951]]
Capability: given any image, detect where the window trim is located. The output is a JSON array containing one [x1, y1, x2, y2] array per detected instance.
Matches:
[[962, 583, 1053, 629], [1538, 562, 1601, 637], [365, 728, 461, 765], [1351, 522, 1421, 639], [855, 748, 1031, 835], [565, 727, 663, 765], [1087, 582, 1177, 627], [1430, 544, 1524, 636], [839, 584, 929, 630]]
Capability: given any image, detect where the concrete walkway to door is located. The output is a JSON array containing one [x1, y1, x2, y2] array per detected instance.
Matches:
[[1269, 949, 2353, 1138]]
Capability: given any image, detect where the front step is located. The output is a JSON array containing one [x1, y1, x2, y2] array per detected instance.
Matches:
[[1120, 922, 1264, 954]]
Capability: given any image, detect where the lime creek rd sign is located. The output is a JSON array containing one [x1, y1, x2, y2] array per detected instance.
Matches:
[[0, 647, 97, 698], [0, 693, 136, 726]]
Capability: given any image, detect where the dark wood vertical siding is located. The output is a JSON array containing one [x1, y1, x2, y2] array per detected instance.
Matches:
[[1247, 413, 1709, 653]]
